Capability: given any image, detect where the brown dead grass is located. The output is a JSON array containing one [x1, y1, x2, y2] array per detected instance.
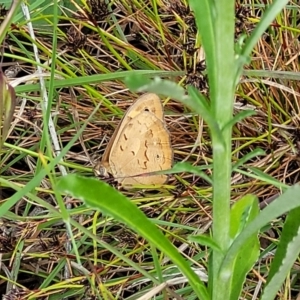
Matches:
[[1, 0, 300, 299]]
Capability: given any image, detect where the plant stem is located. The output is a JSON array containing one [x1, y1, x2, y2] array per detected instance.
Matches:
[[211, 0, 236, 298]]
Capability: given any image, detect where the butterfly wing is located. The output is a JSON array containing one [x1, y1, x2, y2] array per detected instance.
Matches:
[[95, 93, 164, 176], [109, 111, 173, 187]]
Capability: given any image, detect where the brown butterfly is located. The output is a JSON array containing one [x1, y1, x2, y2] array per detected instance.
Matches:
[[94, 93, 173, 188]]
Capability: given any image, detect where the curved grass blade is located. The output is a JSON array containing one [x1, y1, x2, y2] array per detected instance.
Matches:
[[57, 174, 210, 300]]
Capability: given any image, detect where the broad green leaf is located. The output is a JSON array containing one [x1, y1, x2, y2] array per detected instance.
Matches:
[[57, 174, 210, 300], [230, 195, 259, 238], [228, 194, 260, 300], [262, 207, 300, 300], [221, 185, 300, 275]]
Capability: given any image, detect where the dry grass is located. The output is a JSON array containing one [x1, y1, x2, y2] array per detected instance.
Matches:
[[1, 0, 300, 299]]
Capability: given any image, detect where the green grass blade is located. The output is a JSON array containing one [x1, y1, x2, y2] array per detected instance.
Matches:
[[57, 174, 210, 300], [15, 70, 184, 93]]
